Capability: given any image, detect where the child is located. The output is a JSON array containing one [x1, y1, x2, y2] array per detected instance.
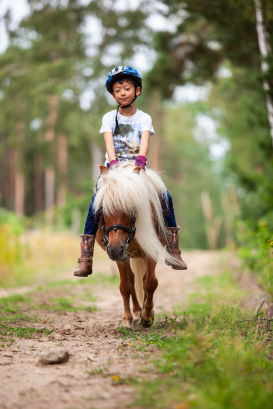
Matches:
[[73, 66, 187, 277]]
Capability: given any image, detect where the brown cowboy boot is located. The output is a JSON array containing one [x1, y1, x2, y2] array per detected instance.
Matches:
[[73, 234, 95, 277], [165, 226, 187, 270]]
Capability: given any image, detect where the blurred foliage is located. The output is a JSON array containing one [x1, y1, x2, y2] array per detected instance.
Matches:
[[208, 68, 273, 220], [161, 103, 225, 249], [0, 208, 81, 287], [0, 209, 27, 282], [238, 221, 273, 295]]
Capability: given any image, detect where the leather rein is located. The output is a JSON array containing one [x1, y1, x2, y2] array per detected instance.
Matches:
[[100, 213, 136, 247]]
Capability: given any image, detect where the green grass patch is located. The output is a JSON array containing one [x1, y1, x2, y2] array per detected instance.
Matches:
[[90, 272, 119, 286], [81, 293, 97, 302], [38, 272, 118, 289], [0, 294, 30, 313], [43, 296, 97, 312], [46, 272, 119, 288], [120, 272, 273, 409], [0, 312, 37, 324], [0, 292, 53, 347], [86, 368, 106, 376], [46, 279, 84, 287], [238, 220, 273, 295], [1, 326, 52, 339]]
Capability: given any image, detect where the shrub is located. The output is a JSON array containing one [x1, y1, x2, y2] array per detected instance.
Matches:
[[238, 220, 273, 295]]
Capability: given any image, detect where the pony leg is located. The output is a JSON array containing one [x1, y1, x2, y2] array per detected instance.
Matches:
[[128, 267, 142, 319], [117, 260, 134, 328], [141, 259, 158, 327]]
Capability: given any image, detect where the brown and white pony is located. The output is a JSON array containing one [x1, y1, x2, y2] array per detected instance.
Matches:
[[94, 162, 176, 328]]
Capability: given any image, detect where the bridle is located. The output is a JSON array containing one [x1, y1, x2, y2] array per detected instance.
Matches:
[[100, 213, 136, 248]]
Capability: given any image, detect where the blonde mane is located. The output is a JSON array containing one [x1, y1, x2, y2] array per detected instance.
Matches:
[[94, 162, 170, 263]]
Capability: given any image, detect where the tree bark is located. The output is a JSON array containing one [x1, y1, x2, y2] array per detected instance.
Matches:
[[148, 89, 164, 170], [201, 191, 222, 249], [13, 121, 25, 216], [34, 155, 44, 213], [44, 95, 58, 211], [56, 133, 68, 207], [253, 0, 273, 147], [91, 141, 103, 182]]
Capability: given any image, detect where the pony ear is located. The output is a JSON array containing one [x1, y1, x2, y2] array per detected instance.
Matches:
[[100, 165, 108, 175]]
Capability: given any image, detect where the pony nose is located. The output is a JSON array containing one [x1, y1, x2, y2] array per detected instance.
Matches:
[[107, 244, 126, 260]]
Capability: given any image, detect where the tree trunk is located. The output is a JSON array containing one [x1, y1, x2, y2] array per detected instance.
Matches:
[[148, 89, 164, 170], [201, 191, 222, 249], [0, 146, 11, 209], [253, 0, 273, 147], [44, 95, 58, 211], [91, 141, 103, 182], [34, 155, 44, 213], [56, 133, 68, 207], [2, 148, 14, 210], [13, 121, 25, 216]]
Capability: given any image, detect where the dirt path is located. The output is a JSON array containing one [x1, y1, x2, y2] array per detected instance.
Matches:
[[0, 250, 265, 409]]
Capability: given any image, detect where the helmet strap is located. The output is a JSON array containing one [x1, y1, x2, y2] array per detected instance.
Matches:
[[114, 90, 139, 134]]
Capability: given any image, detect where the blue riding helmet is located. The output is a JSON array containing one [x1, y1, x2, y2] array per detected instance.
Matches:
[[105, 66, 142, 93]]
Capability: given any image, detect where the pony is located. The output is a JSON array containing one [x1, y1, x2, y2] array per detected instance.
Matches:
[[94, 161, 176, 328]]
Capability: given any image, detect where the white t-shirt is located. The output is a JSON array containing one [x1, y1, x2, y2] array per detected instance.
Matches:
[[99, 109, 154, 162]]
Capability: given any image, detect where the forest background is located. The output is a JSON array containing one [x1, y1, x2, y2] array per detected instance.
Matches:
[[0, 0, 272, 293]]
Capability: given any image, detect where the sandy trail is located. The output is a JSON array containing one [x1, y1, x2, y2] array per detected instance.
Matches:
[[0, 250, 263, 409]]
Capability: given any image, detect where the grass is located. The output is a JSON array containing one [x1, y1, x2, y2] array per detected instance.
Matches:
[[238, 220, 273, 296], [0, 226, 114, 288], [88, 272, 119, 286], [36, 271, 119, 291], [0, 294, 30, 313], [118, 271, 273, 409], [43, 296, 97, 312], [86, 368, 106, 376], [0, 293, 53, 347], [0, 230, 82, 287]]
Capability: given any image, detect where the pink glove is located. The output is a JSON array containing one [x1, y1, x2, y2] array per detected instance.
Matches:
[[109, 159, 118, 168], [135, 155, 147, 169]]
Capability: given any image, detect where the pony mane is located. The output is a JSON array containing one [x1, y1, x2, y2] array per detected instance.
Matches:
[[94, 162, 170, 263]]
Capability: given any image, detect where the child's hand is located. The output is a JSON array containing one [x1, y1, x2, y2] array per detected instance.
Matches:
[[135, 155, 147, 169], [133, 166, 142, 174], [109, 159, 119, 168]]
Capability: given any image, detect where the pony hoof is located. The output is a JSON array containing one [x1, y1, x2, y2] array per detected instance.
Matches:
[[123, 319, 133, 329], [141, 318, 154, 328], [133, 311, 141, 319], [132, 317, 141, 328]]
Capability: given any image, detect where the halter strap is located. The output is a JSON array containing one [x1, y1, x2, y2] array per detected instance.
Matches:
[[101, 213, 136, 247], [104, 224, 135, 235]]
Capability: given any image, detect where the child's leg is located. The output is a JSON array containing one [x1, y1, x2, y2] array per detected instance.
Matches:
[[161, 191, 177, 227], [161, 191, 187, 270], [74, 194, 99, 277], [83, 194, 100, 235]]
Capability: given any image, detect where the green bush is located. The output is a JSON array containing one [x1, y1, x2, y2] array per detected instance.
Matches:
[[0, 209, 27, 283], [238, 220, 273, 295]]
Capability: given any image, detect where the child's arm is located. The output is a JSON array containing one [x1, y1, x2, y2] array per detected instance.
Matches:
[[139, 130, 150, 156], [134, 131, 150, 171], [104, 132, 116, 161]]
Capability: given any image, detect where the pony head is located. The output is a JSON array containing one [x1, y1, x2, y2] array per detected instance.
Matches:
[[94, 161, 172, 263]]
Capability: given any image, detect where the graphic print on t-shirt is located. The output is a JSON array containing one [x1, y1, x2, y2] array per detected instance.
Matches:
[[114, 122, 141, 158]]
